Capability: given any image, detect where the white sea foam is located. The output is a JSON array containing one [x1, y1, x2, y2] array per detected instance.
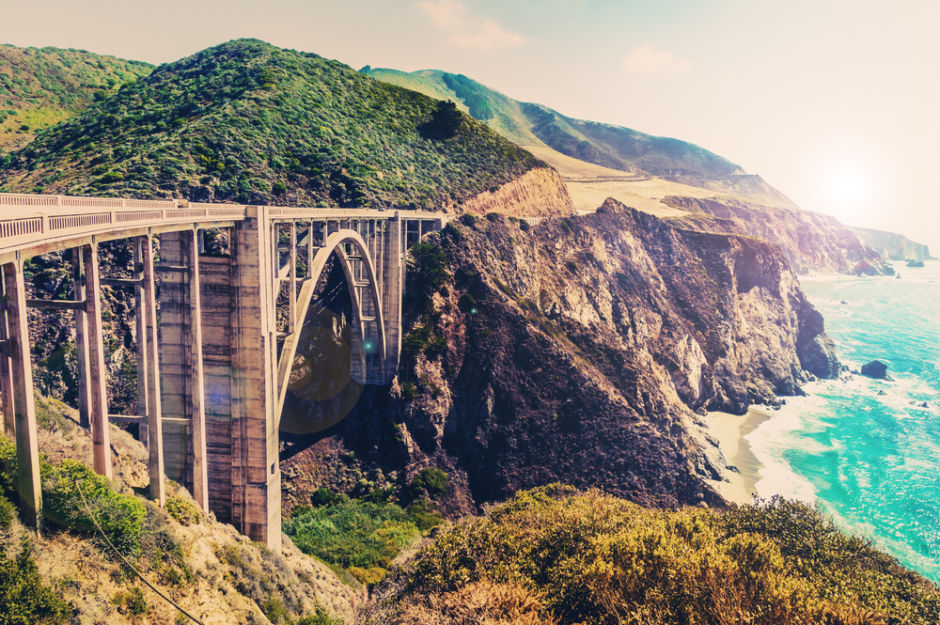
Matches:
[[746, 400, 819, 503]]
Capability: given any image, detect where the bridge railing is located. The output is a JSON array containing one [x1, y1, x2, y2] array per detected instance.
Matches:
[[0, 193, 249, 254], [0, 192, 451, 257]]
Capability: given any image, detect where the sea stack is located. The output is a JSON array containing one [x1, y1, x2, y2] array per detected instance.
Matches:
[[861, 360, 889, 379]]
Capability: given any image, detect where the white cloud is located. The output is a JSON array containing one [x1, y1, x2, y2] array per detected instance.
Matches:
[[621, 44, 691, 75], [449, 19, 526, 50], [416, 0, 526, 51], [416, 0, 466, 29]]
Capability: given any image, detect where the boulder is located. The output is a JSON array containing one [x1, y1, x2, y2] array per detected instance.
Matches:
[[861, 360, 888, 379]]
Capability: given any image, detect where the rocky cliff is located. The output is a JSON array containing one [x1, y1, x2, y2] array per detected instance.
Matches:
[[284, 198, 838, 513], [851, 226, 933, 262], [664, 196, 892, 275], [453, 166, 573, 217]]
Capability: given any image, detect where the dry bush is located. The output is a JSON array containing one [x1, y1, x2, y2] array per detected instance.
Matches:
[[389, 580, 556, 625]]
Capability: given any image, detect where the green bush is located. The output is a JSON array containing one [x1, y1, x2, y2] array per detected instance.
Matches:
[[284, 492, 443, 585], [111, 587, 147, 616], [296, 607, 343, 625], [0, 540, 70, 624], [165, 496, 201, 526], [0, 436, 16, 497], [411, 467, 449, 499], [406, 242, 448, 309], [0, 494, 14, 530], [41, 459, 146, 555], [458, 292, 476, 313], [310, 487, 348, 508], [394, 486, 940, 625], [284, 499, 420, 571]]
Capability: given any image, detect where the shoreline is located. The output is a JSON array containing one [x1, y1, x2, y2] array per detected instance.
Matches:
[[704, 407, 773, 505]]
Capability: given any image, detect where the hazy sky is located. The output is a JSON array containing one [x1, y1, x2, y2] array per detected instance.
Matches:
[[3, 0, 939, 251]]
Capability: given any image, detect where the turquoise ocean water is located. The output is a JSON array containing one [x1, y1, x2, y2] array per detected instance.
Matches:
[[747, 260, 940, 583]]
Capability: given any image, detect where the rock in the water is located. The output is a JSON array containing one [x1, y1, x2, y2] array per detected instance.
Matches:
[[797, 305, 840, 379], [861, 360, 888, 379]]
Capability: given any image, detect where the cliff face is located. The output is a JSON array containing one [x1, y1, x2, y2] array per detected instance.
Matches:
[[291, 199, 837, 512], [453, 166, 573, 217], [665, 196, 892, 275], [851, 226, 933, 261]]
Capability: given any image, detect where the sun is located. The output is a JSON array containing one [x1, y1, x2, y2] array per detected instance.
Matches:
[[829, 167, 865, 208]]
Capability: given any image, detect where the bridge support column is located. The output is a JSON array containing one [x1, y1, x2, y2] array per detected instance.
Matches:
[[231, 210, 281, 550], [139, 235, 164, 505], [0, 303, 14, 436], [382, 212, 403, 381], [158, 231, 209, 512], [1, 259, 42, 527], [71, 248, 91, 429], [80, 243, 113, 480]]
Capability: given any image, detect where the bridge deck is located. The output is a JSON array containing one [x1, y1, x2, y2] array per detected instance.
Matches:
[[0, 192, 447, 262]]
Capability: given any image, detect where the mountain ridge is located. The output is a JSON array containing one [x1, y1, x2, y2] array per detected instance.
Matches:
[[0, 44, 151, 153], [363, 66, 798, 208], [0, 39, 564, 213]]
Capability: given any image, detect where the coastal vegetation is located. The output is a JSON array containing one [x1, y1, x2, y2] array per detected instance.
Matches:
[[0, 39, 540, 209], [362, 67, 744, 183], [0, 44, 151, 152], [374, 485, 940, 625], [283, 485, 444, 586]]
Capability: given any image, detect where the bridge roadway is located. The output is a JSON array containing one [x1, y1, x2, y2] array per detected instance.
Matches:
[[0, 192, 448, 548]]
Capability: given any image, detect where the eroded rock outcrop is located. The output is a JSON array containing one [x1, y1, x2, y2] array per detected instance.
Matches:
[[454, 166, 573, 218], [292, 198, 838, 512], [665, 196, 891, 275]]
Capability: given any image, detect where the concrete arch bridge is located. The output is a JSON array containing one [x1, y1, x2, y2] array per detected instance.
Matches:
[[0, 193, 447, 548]]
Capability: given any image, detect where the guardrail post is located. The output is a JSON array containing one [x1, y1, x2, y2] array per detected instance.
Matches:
[[2, 259, 42, 528]]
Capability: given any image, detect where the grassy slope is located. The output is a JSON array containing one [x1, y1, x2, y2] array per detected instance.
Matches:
[[0, 39, 541, 209], [0, 395, 353, 624], [364, 67, 741, 179], [373, 485, 940, 625], [0, 44, 152, 152], [364, 66, 798, 211]]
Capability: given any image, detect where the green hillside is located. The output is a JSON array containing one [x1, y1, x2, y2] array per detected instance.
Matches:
[[363, 66, 744, 184], [0, 44, 152, 152], [376, 486, 940, 625], [0, 40, 540, 208]]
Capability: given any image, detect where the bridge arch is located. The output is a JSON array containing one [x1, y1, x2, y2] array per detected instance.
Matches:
[[274, 228, 386, 425]]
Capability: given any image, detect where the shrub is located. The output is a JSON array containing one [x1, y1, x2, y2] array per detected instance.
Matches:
[[111, 587, 147, 616], [347, 565, 386, 586], [458, 293, 476, 313], [0, 539, 70, 624], [394, 486, 940, 625], [165, 496, 201, 526], [310, 487, 348, 508], [41, 459, 146, 555], [412, 467, 449, 499], [0, 494, 14, 530], [296, 607, 343, 625], [284, 493, 443, 584], [459, 214, 478, 227]]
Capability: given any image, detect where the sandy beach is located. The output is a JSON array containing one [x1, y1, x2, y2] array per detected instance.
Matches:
[[704, 408, 773, 505]]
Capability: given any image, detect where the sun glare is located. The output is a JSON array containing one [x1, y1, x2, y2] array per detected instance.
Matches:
[[829, 167, 865, 207]]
